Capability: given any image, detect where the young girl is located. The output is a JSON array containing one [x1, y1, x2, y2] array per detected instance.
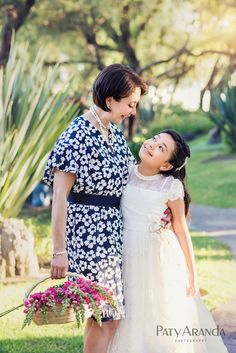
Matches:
[[108, 129, 228, 353]]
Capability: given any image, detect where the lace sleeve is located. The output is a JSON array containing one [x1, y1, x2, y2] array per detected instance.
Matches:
[[168, 178, 185, 201]]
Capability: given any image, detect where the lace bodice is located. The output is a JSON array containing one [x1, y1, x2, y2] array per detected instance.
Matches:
[[121, 165, 184, 232]]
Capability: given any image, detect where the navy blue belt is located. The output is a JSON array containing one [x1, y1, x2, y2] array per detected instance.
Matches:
[[68, 192, 121, 208]]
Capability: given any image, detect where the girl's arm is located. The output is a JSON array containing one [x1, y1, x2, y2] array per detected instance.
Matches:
[[167, 198, 197, 296], [51, 169, 76, 279]]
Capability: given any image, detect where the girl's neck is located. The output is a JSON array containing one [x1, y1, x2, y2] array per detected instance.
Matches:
[[138, 162, 160, 176]]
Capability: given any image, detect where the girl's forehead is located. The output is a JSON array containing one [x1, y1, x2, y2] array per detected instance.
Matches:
[[154, 133, 174, 143], [153, 133, 176, 152]]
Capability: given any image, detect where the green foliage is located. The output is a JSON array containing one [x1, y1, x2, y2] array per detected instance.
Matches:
[[148, 105, 214, 137], [0, 40, 80, 219], [188, 135, 236, 208], [209, 82, 236, 151], [128, 138, 143, 162], [129, 105, 214, 160]]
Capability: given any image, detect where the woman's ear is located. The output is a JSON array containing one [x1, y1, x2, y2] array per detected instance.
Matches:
[[160, 162, 173, 172], [106, 97, 112, 109]]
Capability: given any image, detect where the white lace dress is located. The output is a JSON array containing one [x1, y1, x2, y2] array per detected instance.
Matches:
[[108, 165, 228, 353]]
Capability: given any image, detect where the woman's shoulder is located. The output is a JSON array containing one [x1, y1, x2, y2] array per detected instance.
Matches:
[[58, 116, 88, 145]]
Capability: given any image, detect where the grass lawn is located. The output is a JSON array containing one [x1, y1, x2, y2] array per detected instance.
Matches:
[[187, 136, 236, 208], [1, 134, 235, 352], [0, 232, 235, 353], [191, 232, 236, 310], [0, 278, 84, 353]]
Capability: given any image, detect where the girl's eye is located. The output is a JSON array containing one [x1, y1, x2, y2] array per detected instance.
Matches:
[[129, 104, 134, 108], [159, 145, 164, 152]]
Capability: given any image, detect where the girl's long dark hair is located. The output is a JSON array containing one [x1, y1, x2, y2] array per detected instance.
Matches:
[[159, 129, 191, 216]]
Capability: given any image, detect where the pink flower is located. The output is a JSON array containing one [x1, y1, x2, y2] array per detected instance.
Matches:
[[23, 277, 116, 325]]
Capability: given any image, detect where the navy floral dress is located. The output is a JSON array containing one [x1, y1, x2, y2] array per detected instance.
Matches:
[[43, 116, 134, 320]]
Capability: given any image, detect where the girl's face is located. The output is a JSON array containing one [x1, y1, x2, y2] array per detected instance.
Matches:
[[139, 133, 176, 172], [106, 87, 141, 125]]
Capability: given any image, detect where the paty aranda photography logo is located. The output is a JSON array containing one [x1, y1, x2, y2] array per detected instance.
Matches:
[[156, 325, 225, 342]]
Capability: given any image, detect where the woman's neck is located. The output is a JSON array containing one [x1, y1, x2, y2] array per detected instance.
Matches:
[[138, 162, 160, 176], [93, 106, 111, 128]]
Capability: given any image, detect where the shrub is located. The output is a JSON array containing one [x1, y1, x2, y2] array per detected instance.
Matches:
[[209, 82, 236, 151], [148, 105, 214, 139]]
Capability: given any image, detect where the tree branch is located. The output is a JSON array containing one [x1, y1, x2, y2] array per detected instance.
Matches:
[[153, 64, 194, 81], [138, 46, 187, 74], [185, 48, 236, 59], [119, 4, 140, 70], [0, 0, 35, 66], [44, 59, 98, 66], [77, 11, 105, 70], [200, 57, 220, 108], [101, 20, 120, 44]]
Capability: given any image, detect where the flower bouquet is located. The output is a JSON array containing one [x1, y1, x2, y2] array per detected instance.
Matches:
[[0, 272, 118, 329]]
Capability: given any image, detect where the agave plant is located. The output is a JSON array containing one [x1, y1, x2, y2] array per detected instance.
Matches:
[[0, 42, 80, 219], [209, 82, 236, 151]]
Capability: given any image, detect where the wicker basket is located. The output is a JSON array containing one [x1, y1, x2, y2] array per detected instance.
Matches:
[[32, 303, 75, 325], [24, 272, 85, 326]]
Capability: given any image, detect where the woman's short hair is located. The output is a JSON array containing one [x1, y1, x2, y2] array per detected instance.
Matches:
[[93, 64, 148, 111]]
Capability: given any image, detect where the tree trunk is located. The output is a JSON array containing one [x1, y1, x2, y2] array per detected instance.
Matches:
[[0, 0, 36, 67]]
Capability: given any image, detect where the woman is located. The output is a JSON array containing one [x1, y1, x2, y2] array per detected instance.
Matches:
[[43, 64, 148, 353]]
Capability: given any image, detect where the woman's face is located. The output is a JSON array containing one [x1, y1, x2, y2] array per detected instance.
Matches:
[[107, 87, 141, 125], [139, 133, 176, 172]]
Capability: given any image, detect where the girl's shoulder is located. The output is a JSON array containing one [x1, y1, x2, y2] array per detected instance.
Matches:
[[162, 176, 184, 201]]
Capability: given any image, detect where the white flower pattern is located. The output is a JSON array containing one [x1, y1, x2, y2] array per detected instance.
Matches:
[[43, 116, 134, 319]]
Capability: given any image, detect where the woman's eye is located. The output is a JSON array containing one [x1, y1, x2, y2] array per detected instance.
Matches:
[[129, 104, 134, 108], [159, 145, 164, 151]]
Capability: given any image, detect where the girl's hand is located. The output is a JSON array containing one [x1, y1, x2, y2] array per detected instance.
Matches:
[[186, 275, 197, 297], [51, 253, 68, 279], [161, 208, 172, 229]]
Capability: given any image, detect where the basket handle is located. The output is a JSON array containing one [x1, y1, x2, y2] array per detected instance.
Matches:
[[24, 272, 87, 300]]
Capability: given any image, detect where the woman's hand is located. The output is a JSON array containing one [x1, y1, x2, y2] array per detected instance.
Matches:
[[51, 253, 68, 279]]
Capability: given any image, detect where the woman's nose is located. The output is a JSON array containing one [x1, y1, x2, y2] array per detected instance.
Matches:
[[132, 106, 137, 115]]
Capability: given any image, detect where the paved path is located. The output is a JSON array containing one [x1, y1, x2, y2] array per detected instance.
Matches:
[[190, 204, 236, 259], [190, 204, 236, 353]]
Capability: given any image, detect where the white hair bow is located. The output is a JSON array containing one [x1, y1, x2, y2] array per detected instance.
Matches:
[[175, 157, 189, 171]]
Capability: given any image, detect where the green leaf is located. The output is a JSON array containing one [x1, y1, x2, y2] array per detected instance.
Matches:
[[0, 40, 80, 218]]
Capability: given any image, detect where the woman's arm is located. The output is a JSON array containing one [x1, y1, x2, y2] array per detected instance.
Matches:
[[167, 198, 197, 296], [51, 169, 76, 279]]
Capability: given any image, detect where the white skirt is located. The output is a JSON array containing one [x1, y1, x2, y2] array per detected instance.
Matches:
[[108, 228, 228, 353]]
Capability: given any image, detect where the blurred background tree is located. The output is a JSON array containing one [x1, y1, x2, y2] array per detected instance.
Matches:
[[1, 0, 235, 139], [0, 0, 235, 283]]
